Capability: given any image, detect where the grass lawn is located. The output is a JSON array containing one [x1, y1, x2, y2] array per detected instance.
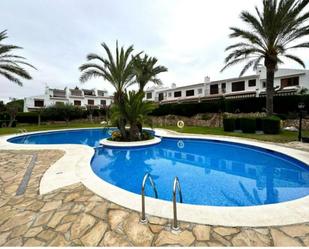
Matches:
[[0, 122, 308, 143], [162, 125, 309, 143], [0, 122, 102, 136]]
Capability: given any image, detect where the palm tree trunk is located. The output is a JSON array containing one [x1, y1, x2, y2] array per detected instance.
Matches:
[[130, 122, 140, 141], [115, 92, 128, 140], [266, 67, 275, 116]]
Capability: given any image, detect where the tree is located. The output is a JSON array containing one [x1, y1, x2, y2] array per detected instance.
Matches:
[[80, 42, 137, 139], [5, 102, 19, 127], [110, 91, 157, 141], [0, 30, 36, 86], [222, 0, 309, 115], [44, 104, 83, 125], [132, 54, 168, 93]]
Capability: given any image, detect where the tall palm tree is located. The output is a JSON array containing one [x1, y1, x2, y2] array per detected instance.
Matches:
[[0, 30, 35, 86], [222, 0, 309, 115], [79, 42, 137, 138], [132, 54, 168, 93]]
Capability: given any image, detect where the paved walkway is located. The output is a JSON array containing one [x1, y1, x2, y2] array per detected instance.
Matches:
[[0, 150, 308, 246]]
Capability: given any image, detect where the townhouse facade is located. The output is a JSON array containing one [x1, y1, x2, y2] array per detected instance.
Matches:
[[24, 86, 113, 112], [145, 66, 309, 104]]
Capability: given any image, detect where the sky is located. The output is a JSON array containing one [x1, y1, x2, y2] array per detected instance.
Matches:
[[1, 0, 309, 102]]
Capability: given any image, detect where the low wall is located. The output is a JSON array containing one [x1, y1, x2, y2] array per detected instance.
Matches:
[[150, 113, 309, 130], [150, 114, 223, 128]]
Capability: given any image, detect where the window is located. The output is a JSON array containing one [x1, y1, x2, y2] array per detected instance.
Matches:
[[174, 91, 182, 97], [146, 92, 152, 99], [53, 90, 66, 98], [248, 79, 256, 87], [84, 90, 95, 96], [88, 99, 94, 105], [97, 90, 105, 96], [221, 83, 226, 93], [198, 88, 203, 94], [262, 81, 266, 88], [34, 100, 44, 107], [168, 92, 172, 97], [100, 100, 106, 106], [158, 93, 164, 101], [186, 90, 195, 97], [70, 89, 82, 96], [231, 81, 245, 92], [281, 77, 299, 88], [74, 100, 81, 106], [210, 84, 219, 95]]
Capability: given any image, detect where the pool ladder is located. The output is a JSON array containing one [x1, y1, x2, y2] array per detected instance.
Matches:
[[140, 173, 183, 231]]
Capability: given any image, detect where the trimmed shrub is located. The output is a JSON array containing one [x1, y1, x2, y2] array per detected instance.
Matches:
[[240, 117, 256, 133], [256, 118, 263, 131], [235, 118, 241, 130], [11, 120, 17, 127], [262, 116, 281, 134], [223, 118, 236, 132], [16, 112, 39, 124]]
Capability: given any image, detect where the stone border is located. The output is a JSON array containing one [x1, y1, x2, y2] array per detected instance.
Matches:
[[16, 153, 38, 196], [2, 127, 309, 227], [99, 137, 161, 148]]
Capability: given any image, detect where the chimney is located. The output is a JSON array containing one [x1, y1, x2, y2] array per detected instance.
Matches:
[[204, 76, 210, 83]]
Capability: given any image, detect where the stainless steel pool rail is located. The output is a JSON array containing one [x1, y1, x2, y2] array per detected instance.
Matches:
[[172, 176, 183, 231], [140, 173, 158, 224]]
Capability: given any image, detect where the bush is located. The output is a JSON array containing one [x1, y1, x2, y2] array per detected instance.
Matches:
[[16, 112, 39, 124], [43, 104, 84, 122], [240, 117, 256, 133], [223, 118, 236, 132], [262, 116, 281, 134], [256, 118, 263, 131]]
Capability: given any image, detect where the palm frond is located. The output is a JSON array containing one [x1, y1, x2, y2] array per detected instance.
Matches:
[[284, 54, 306, 68]]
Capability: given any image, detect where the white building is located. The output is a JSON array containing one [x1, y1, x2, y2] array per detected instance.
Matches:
[[24, 86, 113, 112], [145, 66, 309, 104]]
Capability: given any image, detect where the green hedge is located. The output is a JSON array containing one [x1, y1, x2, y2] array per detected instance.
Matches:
[[262, 116, 281, 134], [151, 95, 309, 116], [239, 118, 256, 133], [16, 112, 40, 124], [223, 118, 236, 132], [223, 116, 281, 134]]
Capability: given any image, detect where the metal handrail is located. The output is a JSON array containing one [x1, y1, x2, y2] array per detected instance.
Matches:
[[17, 128, 28, 134], [140, 173, 158, 223], [172, 176, 183, 231]]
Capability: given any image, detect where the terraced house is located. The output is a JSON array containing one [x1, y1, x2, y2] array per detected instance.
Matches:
[[24, 86, 113, 112], [145, 66, 309, 104]]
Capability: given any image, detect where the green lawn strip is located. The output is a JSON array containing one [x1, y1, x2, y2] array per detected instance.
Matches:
[[0, 122, 102, 136], [161, 126, 309, 143]]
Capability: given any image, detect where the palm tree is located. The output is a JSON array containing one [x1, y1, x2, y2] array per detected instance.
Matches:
[[0, 30, 35, 86], [222, 0, 309, 115], [79, 42, 137, 139], [110, 91, 157, 141], [132, 54, 168, 93]]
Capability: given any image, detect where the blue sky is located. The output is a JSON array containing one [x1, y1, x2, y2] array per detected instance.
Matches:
[[1, 0, 308, 102]]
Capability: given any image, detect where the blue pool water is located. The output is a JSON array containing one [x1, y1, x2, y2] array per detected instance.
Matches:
[[9, 128, 309, 207], [9, 128, 112, 147]]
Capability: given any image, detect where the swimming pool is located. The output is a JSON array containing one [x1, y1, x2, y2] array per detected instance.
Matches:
[[9, 128, 309, 207]]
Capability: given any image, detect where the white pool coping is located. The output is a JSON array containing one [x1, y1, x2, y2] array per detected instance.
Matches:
[[1, 127, 309, 227], [99, 137, 161, 147]]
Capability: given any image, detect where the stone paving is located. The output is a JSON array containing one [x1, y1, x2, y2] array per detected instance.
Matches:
[[0, 150, 309, 247]]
